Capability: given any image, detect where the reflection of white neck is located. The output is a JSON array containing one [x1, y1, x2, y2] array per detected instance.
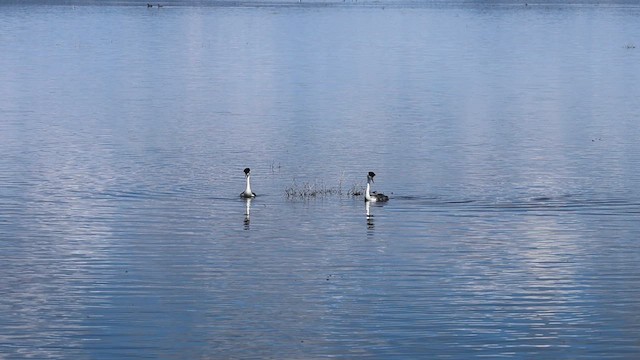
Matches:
[[365, 200, 371, 217], [245, 198, 252, 216]]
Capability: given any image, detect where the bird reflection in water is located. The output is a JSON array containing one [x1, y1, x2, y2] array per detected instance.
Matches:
[[365, 201, 374, 230], [243, 198, 252, 230]]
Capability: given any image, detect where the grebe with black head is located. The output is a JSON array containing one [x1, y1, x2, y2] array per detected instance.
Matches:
[[240, 168, 256, 198], [365, 171, 389, 202]]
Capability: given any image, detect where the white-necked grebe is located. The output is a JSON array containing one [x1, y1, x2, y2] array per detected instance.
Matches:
[[365, 171, 389, 202], [240, 168, 256, 198]]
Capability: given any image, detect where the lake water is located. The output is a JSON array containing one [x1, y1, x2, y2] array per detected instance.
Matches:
[[1, 1, 640, 358]]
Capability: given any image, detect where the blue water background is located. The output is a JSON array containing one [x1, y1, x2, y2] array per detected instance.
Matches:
[[1, 1, 639, 358]]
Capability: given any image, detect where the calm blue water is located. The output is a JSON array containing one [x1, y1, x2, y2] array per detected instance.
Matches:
[[1, 1, 640, 358]]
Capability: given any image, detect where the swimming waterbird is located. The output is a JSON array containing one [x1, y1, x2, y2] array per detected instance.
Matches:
[[365, 171, 389, 202], [240, 168, 256, 198]]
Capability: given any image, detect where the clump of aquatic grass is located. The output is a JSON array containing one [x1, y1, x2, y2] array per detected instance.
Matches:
[[347, 182, 364, 197], [285, 180, 338, 199], [284, 178, 365, 199]]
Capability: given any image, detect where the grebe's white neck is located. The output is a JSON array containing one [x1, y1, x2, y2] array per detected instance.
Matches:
[[241, 168, 256, 198], [245, 175, 252, 195], [241, 175, 255, 198], [365, 199, 371, 217], [365, 179, 376, 202]]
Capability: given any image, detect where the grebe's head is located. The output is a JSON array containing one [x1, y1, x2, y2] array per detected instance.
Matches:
[[244, 168, 251, 177], [367, 171, 376, 182]]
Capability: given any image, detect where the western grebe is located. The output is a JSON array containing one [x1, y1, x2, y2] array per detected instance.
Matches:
[[365, 171, 389, 202], [240, 168, 256, 198]]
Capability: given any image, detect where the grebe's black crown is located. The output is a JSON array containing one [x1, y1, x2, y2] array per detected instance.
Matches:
[[368, 171, 376, 178], [244, 168, 251, 175]]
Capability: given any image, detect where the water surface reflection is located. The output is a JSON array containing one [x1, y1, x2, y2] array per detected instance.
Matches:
[[1, 2, 639, 359]]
